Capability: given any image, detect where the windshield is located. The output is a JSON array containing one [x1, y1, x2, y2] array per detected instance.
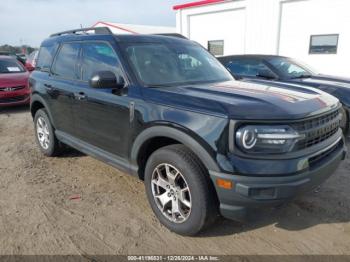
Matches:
[[267, 57, 315, 79], [0, 59, 25, 74], [123, 42, 233, 86]]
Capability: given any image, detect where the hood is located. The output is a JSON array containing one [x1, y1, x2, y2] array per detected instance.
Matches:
[[298, 75, 350, 89], [302, 74, 350, 86], [143, 80, 339, 120], [289, 75, 350, 107], [0, 72, 29, 88]]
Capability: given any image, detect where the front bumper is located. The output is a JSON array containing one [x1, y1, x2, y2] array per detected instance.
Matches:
[[209, 136, 347, 221], [0, 89, 30, 107]]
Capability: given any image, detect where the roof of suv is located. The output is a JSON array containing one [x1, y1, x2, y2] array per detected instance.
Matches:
[[219, 54, 289, 60], [41, 32, 192, 46]]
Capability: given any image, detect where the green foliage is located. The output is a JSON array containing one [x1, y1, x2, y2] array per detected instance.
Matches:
[[0, 44, 37, 54]]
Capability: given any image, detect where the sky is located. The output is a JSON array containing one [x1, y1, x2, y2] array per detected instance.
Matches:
[[0, 0, 181, 47]]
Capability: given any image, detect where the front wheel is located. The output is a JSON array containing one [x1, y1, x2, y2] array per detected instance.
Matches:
[[144, 144, 218, 236]]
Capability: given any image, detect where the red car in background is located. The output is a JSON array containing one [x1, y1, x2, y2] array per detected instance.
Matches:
[[0, 55, 30, 107]]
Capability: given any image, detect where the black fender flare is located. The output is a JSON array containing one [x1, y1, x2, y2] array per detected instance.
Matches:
[[130, 125, 221, 173], [30, 94, 56, 127]]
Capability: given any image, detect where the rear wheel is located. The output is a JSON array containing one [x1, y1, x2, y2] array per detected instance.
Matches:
[[34, 109, 61, 156], [144, 144, 218, 235]]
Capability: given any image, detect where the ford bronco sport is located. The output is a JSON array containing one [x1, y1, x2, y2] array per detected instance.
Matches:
[[30, 27, 347, 235]]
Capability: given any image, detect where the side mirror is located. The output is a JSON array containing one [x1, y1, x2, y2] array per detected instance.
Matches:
[[89, 71, 125, 89], [256, 68, 276, 80]]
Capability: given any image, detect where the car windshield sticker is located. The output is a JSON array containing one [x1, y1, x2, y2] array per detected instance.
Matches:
[[7, 67, 21, 72]]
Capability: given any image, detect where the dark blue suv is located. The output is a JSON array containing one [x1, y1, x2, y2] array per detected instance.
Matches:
[[30, 28, 346, 235], [218, 55, 350, 134]]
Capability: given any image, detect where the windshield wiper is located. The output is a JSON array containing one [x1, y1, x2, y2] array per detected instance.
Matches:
[[291, 74, 312, 79], [146, 84, 175, 88]]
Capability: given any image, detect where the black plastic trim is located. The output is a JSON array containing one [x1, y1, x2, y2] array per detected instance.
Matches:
[[130, 125, 220, 173], [56, 130, 138, 176], [30, 94, 56, 127]]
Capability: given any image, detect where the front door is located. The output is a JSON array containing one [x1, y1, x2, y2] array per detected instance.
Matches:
[[72, 41, 131, 158]]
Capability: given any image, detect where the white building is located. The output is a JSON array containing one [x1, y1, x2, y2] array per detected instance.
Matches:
[[174, 0, 350, 77], [92, 21, 176, 35]]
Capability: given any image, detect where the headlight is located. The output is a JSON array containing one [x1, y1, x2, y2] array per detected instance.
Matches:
[[235, 125, 304, 154]]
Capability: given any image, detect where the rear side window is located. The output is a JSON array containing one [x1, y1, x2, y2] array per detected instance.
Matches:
[[226, 58, 270, 77], [81, 42, 122, 81], [36, 44, 58, 71], [52, 43, 80, 80]]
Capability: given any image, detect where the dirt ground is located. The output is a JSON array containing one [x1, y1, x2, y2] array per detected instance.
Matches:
[[0, 106, 349, 255]]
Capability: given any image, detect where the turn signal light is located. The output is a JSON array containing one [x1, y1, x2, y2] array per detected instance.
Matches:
[[216, 178, 233, 189]]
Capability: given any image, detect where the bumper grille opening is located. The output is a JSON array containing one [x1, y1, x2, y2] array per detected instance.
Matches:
[[0, 95, 29, 104], [308, 140, 342, 168]]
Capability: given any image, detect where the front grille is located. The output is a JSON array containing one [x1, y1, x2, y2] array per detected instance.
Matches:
[[0, 95, 29, 103], [0, 86, 26, 92], [292, 109, 341, 151]]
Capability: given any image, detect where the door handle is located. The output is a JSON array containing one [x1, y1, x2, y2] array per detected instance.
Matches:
[[44, 83, 57, 96], [44, 83, 53, 90], [74, 92, 87, 100]]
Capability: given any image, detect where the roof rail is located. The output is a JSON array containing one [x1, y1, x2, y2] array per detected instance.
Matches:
[[50, 27, 113, 37], [153, 33, 188, 39]]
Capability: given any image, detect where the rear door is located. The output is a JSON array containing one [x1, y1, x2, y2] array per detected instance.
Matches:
[[46, 42, 81, 135], [72, 41, 131, 158]]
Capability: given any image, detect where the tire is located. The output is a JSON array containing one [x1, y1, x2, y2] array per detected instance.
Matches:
[[34, 109, 61, 156], [144, 144, 218, 236], [340, 106, 349, 136]]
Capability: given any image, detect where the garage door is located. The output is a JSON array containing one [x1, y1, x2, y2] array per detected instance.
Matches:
[[278, 0, 350, 76], [188, 8, 246, 56]]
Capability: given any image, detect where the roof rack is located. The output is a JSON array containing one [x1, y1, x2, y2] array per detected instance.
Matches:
[[153, 33, 188, 39], [50, 27, 113, 37]]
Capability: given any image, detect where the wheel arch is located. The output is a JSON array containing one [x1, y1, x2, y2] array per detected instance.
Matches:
[[131, 125, 220, 180], [30, 94, 56, 127]]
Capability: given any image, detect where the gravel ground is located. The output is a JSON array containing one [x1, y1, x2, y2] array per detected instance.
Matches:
[[0, 106, 349, 255]]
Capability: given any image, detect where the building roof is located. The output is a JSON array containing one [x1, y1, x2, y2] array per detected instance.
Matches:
[[173, 0, 227, 10], [92, 21, 176, 35]]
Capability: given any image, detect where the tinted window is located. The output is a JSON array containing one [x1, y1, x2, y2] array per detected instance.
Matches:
[[124, 43, 232, 86], [52, 43, 80, 79], [267, 57, 313, 78], [36, 44, 58, 71], [226, 58, 270, 77], [0, 58, 25, 74], [81, 42, 121, 81], [309, 34, 338, 54]]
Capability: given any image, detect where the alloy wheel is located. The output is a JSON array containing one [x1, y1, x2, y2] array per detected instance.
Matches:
[[151, 163, 192, 223], [36, 116, 50, 150]]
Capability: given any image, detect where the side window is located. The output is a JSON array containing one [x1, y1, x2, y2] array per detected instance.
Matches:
[[36, 44, 58, 71], [81, 42, 122, 81], [226, 59, 270, 77], [52, 43, 80, 79]]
